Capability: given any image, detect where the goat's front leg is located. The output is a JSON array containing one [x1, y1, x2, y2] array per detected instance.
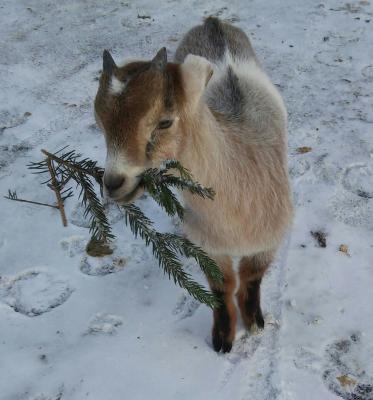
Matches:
[[237, 251, 273, 331], [207, 255, 236, 353]]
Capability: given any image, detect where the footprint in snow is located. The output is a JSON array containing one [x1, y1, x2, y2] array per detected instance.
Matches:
[[79, 255, 126, 276], [85, 312, 123, 335], [0, 269, 73, 316], [342, 163, 373, 200], [173, 292, 200, 319], [330, 162, 373, 228], [314, 50, 351, 68], [330, 188, 373, 228], [70, 202, 123, 229], [323, 333, 373, 400], [60, 235, 86, 257], [362, 65, 373, 81], [0, 109, 32, 133]]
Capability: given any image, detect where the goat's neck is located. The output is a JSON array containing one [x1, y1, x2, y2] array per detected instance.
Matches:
[[177, 103, 228, 187]]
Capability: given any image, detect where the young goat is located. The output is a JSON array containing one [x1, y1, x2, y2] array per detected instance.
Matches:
[[94, 17, 293, 353]]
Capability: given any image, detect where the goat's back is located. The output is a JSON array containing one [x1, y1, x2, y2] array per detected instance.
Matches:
[[175, 18, 286, 142], [175, 17, 256, 64]]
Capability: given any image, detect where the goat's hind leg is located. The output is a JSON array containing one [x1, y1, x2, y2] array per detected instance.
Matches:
[[237, 251, 273, 331], [207, 256, 236, 353]]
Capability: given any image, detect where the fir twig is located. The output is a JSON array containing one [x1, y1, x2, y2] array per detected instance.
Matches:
[[28, 147, 112, 242], [40, 148, 104, 183]]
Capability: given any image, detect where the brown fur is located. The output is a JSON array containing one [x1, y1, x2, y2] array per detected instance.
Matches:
[[95, 62, 185, 166]]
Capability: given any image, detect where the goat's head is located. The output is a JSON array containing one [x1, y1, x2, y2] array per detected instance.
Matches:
[[94, 48, 213, 203]]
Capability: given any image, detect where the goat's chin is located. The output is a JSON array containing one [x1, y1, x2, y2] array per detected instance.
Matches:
[[115, 184, 145, 205]]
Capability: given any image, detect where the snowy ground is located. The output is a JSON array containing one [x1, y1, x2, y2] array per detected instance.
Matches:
[[0, 0, 372, 399]]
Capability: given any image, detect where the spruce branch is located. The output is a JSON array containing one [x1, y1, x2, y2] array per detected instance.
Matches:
[[24, 147, 223, 308], [122, 204, 221, 307]]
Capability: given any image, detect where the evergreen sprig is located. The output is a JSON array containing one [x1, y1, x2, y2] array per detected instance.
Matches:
[[24, 148, 223, 308], [28, 147, 113, 241]]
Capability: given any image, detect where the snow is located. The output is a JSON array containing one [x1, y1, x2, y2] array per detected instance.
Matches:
[[0, 0, 372, 399]]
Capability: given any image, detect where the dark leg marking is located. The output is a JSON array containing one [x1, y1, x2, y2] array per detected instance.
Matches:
[[237, 252, 273, 331], [244, 278, 264, 329], [212, 290, 233, 353]]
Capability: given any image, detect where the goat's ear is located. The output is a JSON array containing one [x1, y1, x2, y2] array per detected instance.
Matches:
[[151, 47, 167, 71], [180, 55, 213, 108], [103, 50, 117, 75]]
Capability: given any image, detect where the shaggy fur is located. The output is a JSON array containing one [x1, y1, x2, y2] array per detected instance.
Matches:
[[94, 17, 293, 353]]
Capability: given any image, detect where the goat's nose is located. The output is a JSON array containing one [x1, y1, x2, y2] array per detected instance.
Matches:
[[104, 174, 125, 193]]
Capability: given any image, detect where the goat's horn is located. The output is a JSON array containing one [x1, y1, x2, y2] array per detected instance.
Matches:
[[103, 49, 117, 74], [151, 47, 167, 71]]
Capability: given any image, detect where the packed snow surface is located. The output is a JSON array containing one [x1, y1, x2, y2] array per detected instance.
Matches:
[[0, 0, 372, 399]]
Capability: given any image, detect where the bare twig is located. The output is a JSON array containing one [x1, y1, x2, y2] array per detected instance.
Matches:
[[4, 190, 58, 209]]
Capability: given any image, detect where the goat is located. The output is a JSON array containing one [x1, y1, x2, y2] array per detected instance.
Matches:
[[94, 17, 293, 353]]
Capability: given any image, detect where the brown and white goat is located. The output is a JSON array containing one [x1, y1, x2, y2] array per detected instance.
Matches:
[[94, 17, 293, 353]]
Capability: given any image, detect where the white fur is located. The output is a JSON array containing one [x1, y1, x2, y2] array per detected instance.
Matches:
[[109, 76, 126, 95], [105, 148, 143, 178]]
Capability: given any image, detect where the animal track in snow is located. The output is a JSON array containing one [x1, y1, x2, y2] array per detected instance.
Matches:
[[80, 255, 126, 276], [70, 202, 123, 229], [173, 293, 200, 319], [329, 162, 373, 228], [362, 65, 373, 80], [60, 235, 86, 257], [0, 269, 73, 316], [314, 50, 351, 68], [330, 188, 373, 228], [323, 333, 373, 400], [0, 109, 31, 133], [293, 346, 322, 373], [342, 163, 373, 199], [313, 153, 343, 184], [289, 157, 311, 178], [86, 312, 123, 335], [218, 328, 264, 390]]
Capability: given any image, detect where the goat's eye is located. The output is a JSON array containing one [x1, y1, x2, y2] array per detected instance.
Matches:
[[157, 119, 173, 129]]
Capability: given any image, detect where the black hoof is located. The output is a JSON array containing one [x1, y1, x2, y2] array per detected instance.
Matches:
[[212, 331, 223, 352], [212, 332, 233, 353], [221, 340, 233, 353], [255, 309, 265, 329]]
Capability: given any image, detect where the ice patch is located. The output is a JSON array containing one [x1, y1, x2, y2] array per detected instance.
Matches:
[[0, 269, 73, 316]]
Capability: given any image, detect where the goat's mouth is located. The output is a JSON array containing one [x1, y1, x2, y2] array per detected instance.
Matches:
[[112, 182, 144, 205]]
